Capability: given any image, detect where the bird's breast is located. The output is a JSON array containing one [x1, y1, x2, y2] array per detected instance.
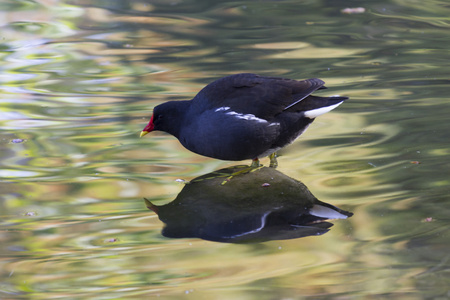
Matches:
[[179, 108, 280, 160]]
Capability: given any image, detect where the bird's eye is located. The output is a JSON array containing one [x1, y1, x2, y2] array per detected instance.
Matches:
[[157, 114, 163, 120]]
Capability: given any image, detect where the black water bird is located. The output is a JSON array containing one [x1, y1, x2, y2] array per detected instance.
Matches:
[[141, 73, 347, 167]]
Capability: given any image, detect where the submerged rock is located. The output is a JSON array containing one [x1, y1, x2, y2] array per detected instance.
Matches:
[[146, 165, 352, 243]]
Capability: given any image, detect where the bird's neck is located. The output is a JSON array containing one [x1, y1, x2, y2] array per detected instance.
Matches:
[[161, 100, 191, 138]]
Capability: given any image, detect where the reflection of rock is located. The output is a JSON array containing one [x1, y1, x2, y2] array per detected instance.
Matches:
[[146, 166, 353, 243]]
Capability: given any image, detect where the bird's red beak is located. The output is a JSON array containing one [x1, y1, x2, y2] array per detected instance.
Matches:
[[140, 115, 154, 138]]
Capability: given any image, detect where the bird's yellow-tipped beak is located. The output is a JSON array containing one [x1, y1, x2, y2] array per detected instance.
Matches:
[[140, 131, 149, 138]]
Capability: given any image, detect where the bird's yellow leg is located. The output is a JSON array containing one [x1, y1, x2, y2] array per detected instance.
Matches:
[[269, 152, 278, 168], [251, 158, 260, 168], [221, 160, 263, 185]]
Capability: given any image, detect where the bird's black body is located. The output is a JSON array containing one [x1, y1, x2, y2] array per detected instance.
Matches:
[[142, 73, 347, 162]]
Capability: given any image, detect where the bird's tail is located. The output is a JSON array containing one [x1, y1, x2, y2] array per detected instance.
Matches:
[[310, 199, 353, 220], [286, 95, 348, 118]]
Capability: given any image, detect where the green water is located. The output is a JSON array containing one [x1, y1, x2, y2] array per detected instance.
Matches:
[[1, 0, 449, 299]]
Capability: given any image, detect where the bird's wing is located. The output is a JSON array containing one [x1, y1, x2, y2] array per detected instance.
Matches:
[[192, 73, 326, 120]]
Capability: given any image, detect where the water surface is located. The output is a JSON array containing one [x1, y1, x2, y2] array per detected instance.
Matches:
[[1, 0, 449, 299]]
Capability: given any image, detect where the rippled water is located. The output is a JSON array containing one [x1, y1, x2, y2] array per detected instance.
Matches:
[[1, 0, 449, 299]]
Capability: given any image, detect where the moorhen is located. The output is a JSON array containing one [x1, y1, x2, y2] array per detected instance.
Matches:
[[140, 73, 347, 167]]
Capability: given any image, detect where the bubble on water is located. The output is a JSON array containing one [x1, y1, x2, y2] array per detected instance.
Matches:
[[11, 139, 26, 144]]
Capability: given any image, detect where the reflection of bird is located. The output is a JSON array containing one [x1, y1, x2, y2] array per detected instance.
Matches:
[[141, 73, 347, 167], [145, 166, 353, 243]]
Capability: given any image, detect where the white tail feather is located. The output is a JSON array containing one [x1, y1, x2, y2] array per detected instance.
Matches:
[[304, 102, 343, 119], [310, 204, 348, 219]]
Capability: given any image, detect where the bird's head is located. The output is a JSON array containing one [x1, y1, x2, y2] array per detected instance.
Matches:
[[140, 101, 190, 138], [140, 114, 155, 138]]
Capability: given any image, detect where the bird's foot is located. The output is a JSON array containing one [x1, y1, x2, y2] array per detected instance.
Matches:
[[221, 163, 263, 185], [251, 158, 261, 168], [269, 153, 278, 168]]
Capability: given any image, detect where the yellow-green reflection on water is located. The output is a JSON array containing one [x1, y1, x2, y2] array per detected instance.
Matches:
[[1, 0, 449, 299]]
